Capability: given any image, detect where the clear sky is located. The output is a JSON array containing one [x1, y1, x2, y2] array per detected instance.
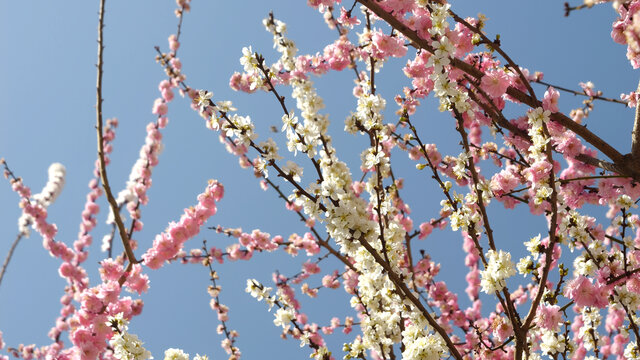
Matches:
[[0, 1, 636, 359]]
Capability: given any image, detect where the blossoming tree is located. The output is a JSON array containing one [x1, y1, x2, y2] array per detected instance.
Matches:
[[2, 0, 640, 359]]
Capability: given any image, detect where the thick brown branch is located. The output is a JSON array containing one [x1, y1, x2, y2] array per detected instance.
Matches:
[[573, 154, 621, 173], [355, 0, 626, 168]]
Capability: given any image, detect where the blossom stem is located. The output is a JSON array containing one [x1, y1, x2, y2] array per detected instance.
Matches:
[[521, 118, 560, 347], [355, 234, 463, 360], [201, 240, 240, 357], [255, 58, 325, 183]]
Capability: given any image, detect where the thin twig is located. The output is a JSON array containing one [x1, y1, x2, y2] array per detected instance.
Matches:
[[201, 240, 241, 357], [534, 79, 627, 105], [0, 233, 24, 289]]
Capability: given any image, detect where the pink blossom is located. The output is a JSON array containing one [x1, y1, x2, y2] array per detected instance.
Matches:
[[80, 291, 103, 314], [351, 181, 364, 196], [491, 317, 513, 342], [158, 116, 169, 128], [418, 222, 433, 239], [410, 10, 433, 40], [229, 72, 257, 93], [337, 7, 360, 28], [465, 268, 480, 300], [124, 265, 150, 294], [161, 88, 174, 102], [343, 316, 354, 334], [611, 334, 628, 356], [535, 304, 562, 330], [152, 98, 168, 115], [565, 276, 609, 308], [342, 270, 358, 294], [622, 89, 640, 108], [143, 181, 223, 269], [323, 37, 354, 71], [555, 134, 582, 158], [371, 31, 407, 59], [579, 81, 597, 96], [396, 214, 413, 232], [523, 160, 553, 184], [98, 258, 124, 282], [303, 261, 321, 275], [307, 0, 338, 9], [322, 271, 340, 289], [481, 69, 510, 98], [170, 58, 181, 70], [542, 86, 560, 112], [168, 34, 180, 52]]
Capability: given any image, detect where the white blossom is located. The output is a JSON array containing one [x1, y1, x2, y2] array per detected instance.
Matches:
[[110, 332, 152, 360], [240, 46, 258, 73], [517, 256, 533, 275], [539, 329, 566, 356], [480, 250, 516, 293], [273, 307, 295, 328], [163, 348, 189, 360]]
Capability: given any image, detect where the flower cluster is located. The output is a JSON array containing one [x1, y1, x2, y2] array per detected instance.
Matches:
[[142, 180, 223, 269], [8, 1, 640, 359], [612, 1, 640, 68], [108, 33, 184, 249], [480, 249, 516, 293], [106, 314, 209, 360], [17, 162, 66, 236]]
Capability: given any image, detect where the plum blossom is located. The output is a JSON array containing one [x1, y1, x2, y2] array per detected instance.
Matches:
[[542, 86, 560, 112], [480, 250, 516, 293], [481, 69, 510, 98]]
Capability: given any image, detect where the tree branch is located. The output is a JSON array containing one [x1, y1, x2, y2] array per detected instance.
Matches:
[[632, 77, 640, 159], [355, 0, 627, 167], [95, 0, 138, 281], [534, 79, 627, 105], [0, 233, 24, 289], [355, 235, 463, 360]]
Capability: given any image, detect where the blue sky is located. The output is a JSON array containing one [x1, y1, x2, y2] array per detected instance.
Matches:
[[0, 1, 636, 359]]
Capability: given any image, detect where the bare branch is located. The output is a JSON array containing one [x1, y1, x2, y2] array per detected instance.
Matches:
[[95, 0, 138, 282], [0, 233, 24, 289]]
